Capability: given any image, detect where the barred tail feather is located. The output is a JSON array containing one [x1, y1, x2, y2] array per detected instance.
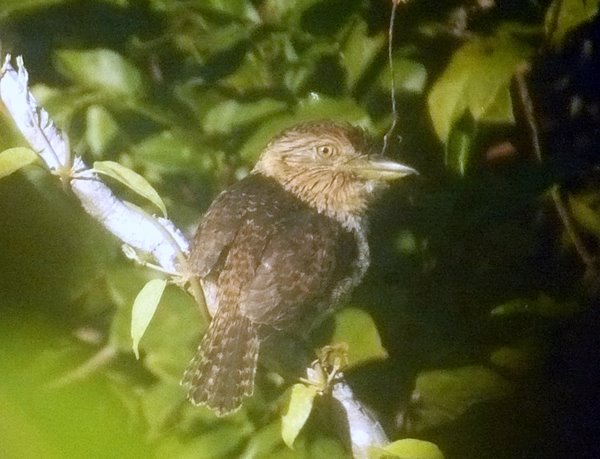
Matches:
[[181, 309, 260, 416]]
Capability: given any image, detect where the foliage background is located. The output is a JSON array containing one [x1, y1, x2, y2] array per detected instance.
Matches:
[[1, 0, 599, 458]]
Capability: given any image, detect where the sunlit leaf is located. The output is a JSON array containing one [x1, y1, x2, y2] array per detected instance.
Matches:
[[54, 48, 144, 97], [93, 160, 168, 217], [201, 0, 260, 22], [545, 0, 599, 47], [410, 366, 512, 431], [476, 83, 514, 123], [341, 18, 386, 90], [85, 105, 120, 157], [108, 267, 201, 379], [186, 22, 254, 56], [330, 307, 388, 368], [445, 123, 475, 175], [378, 55, 428, 95], [428, 33, 532, 143], [369, 438, 445, 459], [0, 147, 38, 179], [131, 278, 167, 359], [260, 0, 325, 25], [221, 51, 275, 92], [281, 383, 318, 449], [132, 131, 195, 171], [203, 99, 288, 135]]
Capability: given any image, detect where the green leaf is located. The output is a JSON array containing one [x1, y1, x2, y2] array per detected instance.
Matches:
[[184, 22, 254, 57], [0, 147, 38, 179], [85, 105, 120, 157], [330, 307, 388, 368], [139, 382, 187, 439], [341, 18, 386, 90], [31, 84, 88, 128], [54, 48, 144, 97], [370, 439, 445, 459], [410, 366, 512, 431], [489, 345, 539, 375], [93, 160, 168, 217], [0, 0, 69, 20], [490, 293, 579, 318], [377, 56, 428, 95], [569, 191, 600, 238], [428, 33, 532, 143], [545, 0, 599, 47], [445, 123, 475, 175], [260, 0, 325, 25], [108, 267, 202, 379], [221, 51, 275, 92], [131, 278, 167, 359], [133, 131, 195, 171], [281, 383, 318, 449], [164, 422, 253, 459], [295, 94, 372, 127], [307, 435, 350, 459], [239, 95, 372, 163], [241, 422, 285, 459], [200, 0, 260, 22], [203, 99, 288, 135]]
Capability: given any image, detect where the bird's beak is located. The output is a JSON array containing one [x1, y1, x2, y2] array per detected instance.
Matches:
[[349, 155, 418, 181]]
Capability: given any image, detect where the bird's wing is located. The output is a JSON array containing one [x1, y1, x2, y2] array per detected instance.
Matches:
[[188, 173, 279, 278], [188, 188, 245, 278], [239, 210, 345, 330]]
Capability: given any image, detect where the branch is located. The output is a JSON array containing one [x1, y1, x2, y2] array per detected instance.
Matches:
[[0, 55, 189, 276], [514, 64, 599, 278], [332, 377, 389, 458], [1, 54, 389, 458]]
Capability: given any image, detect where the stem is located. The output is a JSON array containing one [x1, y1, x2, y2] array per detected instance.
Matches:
[[47, 345, 117, 389], [382, 1, 399, 156], [514, 64, 598, 276]]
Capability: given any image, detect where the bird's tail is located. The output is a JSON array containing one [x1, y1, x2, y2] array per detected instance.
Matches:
[[181, 308, 260, 416]]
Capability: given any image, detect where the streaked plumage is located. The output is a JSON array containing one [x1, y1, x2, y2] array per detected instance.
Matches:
[[181, 120, 416, 416]]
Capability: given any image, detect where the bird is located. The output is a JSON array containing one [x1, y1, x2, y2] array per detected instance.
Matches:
[[181, 120, 417, 416]]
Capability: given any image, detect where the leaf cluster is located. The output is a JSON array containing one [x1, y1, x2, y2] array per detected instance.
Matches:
[[1, 1, 600, 458]]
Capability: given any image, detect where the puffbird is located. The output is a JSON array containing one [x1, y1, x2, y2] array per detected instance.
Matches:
[[182, 120, 417, 416]]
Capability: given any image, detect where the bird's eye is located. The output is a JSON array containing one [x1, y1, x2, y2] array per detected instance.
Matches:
[[317, 144, 338, 158]]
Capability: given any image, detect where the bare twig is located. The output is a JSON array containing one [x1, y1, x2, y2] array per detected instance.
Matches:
[[382, 1, 401, 155], [47, 345, 117, 389], [514, 64, 542, 163], [514, 64, 598, 277], [550, 185, 598, 271]]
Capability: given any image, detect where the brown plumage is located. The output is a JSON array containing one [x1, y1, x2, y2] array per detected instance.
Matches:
[[181, 120, 416, 416]]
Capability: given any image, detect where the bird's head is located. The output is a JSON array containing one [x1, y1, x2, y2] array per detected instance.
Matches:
[[252, 120, 417, 225]]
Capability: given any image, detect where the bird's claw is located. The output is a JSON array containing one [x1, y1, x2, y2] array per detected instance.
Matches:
[[300, 343, 349, 394]]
